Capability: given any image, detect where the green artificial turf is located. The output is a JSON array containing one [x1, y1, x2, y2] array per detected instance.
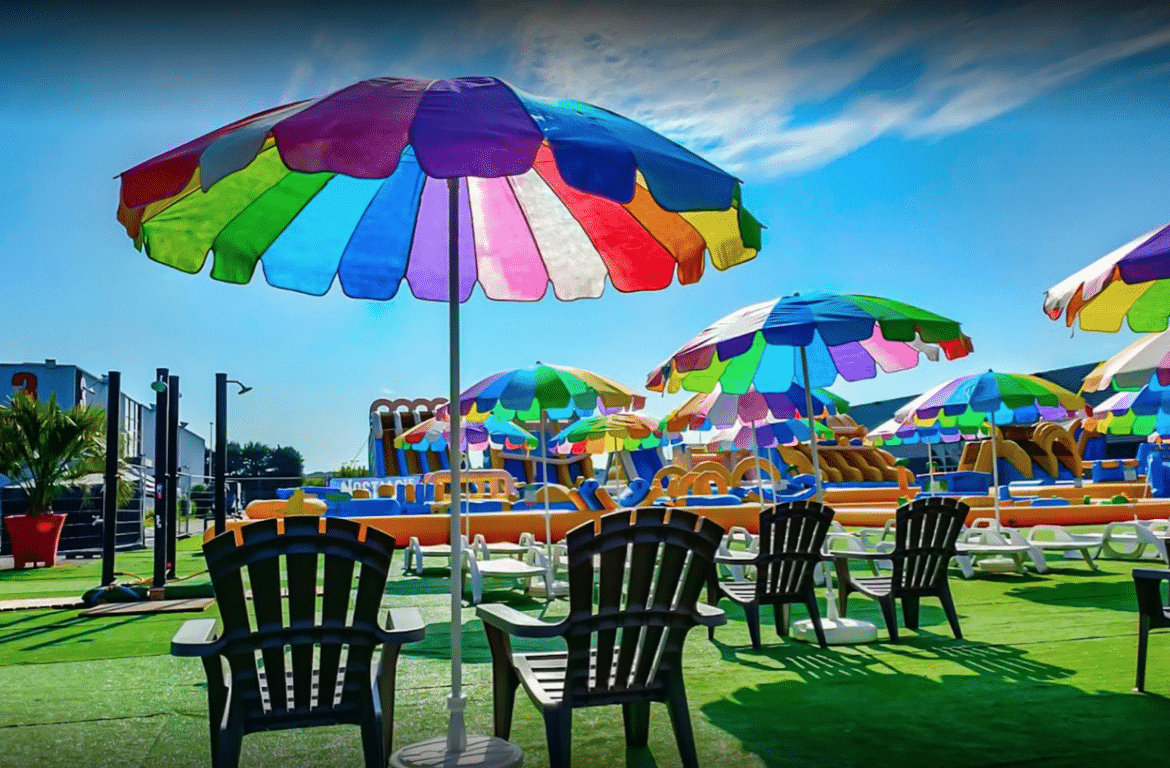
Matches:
[[4, 538, 1170, 767]]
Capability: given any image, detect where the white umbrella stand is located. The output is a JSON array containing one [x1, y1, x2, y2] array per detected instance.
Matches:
[[391, 179, 521, 768]]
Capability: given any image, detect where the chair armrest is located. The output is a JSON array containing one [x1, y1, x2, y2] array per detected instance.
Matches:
[[379, 607, 427, 645], [171, 619, 222, 657], [693, 602, 726, 627], [476, 603, 565, 639], [832, 550, 894, 561]]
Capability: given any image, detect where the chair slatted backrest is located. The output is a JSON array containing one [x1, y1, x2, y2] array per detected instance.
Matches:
[[890, 497, 968, 595], [562, 507, 723, 706], [203, 517, 395, 727], [755, 500, 835, 603]]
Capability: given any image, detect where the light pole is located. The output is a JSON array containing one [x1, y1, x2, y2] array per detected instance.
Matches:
[[213, 373, 252, 536]]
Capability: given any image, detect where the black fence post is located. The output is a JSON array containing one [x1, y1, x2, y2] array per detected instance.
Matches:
[[166, 374, 180, 579], [101, 371, 120, 587], [152, 368, 168, 591], [214, 373, 227, 536]]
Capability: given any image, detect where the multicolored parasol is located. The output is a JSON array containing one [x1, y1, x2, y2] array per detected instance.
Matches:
[[452, 362, 645, 421], [894, 371, 1087, 524], [116, 75, 761, 765], [1081, 328, 1170, 392], [548, 412, 664, 455], [703, 418, 833, 453], [1083, 377, 1170, 436], [659, 382, 845, 434], [394, 415, 537, 452], [647, 291, 971, 500], [1044, 223, 1170, 332]]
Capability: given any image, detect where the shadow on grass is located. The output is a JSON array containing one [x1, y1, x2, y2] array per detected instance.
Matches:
[[1004, 580, 1138, 612], [702, 659, 1170, 768], [0, 612, 152, 652]]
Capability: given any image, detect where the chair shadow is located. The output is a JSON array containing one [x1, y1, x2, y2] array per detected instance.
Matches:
[[1004, 580, 1138, 612], [702, 661, 1170, 768], [879, 641, 1076, 683]]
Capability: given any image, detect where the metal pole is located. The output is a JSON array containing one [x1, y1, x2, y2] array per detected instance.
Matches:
[[152, 367, 168, 590], [800, 347, 824, 502], [445, 176, 467, 754], [166, 375, 180, 578], [990, 420, 1002, 528], [101, 371, 121, 587], [214, 373, 227, 536], [751, 420, 766, 510]]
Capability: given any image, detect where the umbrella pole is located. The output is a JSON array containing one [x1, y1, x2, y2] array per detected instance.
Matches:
[[927, 442, 934, 492], [444, 178, 467, 754], [541, 410, 553, 587], [990, 421, 1002, 529], [752, 420, 766, 511], [800, 347, 824, 502]]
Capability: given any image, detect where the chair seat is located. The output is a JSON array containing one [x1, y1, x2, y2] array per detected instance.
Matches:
[[849, 576, 892, 597], [512, 649, 654, 710], [719, 581, 759, 604]]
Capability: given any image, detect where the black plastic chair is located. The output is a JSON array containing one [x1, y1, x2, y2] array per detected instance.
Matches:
[[1132, 567, 1170, 692], [171, 517, 425, 768], [477, 507, 725, 768], [708, 500, 836, 649], [836, 497, 968, 642]]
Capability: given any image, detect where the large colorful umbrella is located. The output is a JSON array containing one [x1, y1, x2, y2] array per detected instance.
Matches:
[[1081, 328, 1170, 392], [394, 415, 538, 452], [116, 75, 760, 765], [648, 292, 972, 499], [549, 411, 664, 455], [1083, 377, 1170, 437], [1044, 223, 1170, 332], [895, 371, 1087, 524]]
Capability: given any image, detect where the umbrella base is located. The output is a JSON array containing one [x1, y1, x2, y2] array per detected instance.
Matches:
[[791, 617, 879, 645], [390, 734, 523, 768]]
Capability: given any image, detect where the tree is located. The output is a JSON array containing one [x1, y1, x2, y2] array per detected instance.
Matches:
[[226, 440, 305, 502]]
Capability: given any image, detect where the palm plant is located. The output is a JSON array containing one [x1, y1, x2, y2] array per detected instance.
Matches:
[[0, 391, 109, 515]]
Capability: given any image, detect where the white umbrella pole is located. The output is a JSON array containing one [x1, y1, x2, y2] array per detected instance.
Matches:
[[444, 178, 467, 753], [990, 421, 1002, 528], [927, 442, 934, 492], [541, 410, 553, 579], [751, 420, 766, 510], [800, 347, 824, 502]]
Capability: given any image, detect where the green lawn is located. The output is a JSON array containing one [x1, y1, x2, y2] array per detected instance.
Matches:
[[3, 536, 1170, 768]]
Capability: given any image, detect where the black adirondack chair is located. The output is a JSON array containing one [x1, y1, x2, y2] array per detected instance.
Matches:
[[1132, 568, 1170, 692], [171, 516, 426, 768], [476, 507, 726, 768], [835, 497, 968, 642], [708, 500, 836, 649]]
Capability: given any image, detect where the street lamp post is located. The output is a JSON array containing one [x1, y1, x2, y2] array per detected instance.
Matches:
[[213, 373, 252, 536], [151, 368, 169, 590]]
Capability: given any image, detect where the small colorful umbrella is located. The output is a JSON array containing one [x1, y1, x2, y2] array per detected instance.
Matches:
[[1044, 223, 1170, 332], [549, 411, 664, 455], [1082, 377, 1170, 436], [117, 75, 761, 764], [703, 417, 833, 452], [454, 363, 646, 578], [659, 382, 844, 433], [394, 415, 538, 452], [453, 362, 645, 421], [1081, 328, 1170, 392], [867, 417, 991, 486], [648, 291, 972, 499], [895, 371, 1087, 524]]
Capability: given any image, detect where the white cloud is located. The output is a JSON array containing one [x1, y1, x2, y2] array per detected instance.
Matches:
[[474, 1, 1170, 177]]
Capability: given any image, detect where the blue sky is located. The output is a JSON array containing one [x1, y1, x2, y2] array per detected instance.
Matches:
[[2, 1, 1170, 471]]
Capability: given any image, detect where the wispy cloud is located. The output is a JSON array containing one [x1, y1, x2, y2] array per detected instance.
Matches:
[[476, 1, 1170, 177]]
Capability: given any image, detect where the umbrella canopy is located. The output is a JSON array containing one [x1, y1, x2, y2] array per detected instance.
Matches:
[[1043, 223, 1170, 332], [1081, 328, 1170, 392], [894, 371, 1087, 428], [659, 382, 845, 433], [453, 363, 645, 421], [1083, 377, 1170, 436], [549, 412, 664, 455], [646, 291, 972, 394], [704, 418, 834, 452], [116, 75, 762, 764], [867, 416, 988, 447], [394, 415, 537, 452], [118, 77, 761, 302]]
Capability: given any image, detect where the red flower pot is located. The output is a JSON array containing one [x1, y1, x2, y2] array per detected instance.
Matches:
[[3, 513, 66, 569]]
